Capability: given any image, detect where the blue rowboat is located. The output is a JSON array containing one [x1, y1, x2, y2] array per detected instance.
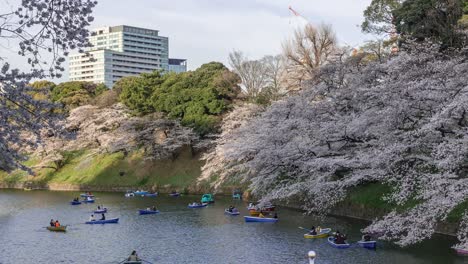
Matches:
[[80, 193, 94, 198], [169, 192, 180, 197], [143, 193, 158, 197], [244, 216, 278, 223], [358, 240, 377, 249], [70, 201, 81, 205], [188, 203, 207, 208], [224, 209, 240, 216], [85, 218, 119, 224], [94, 208, 107, 214], [138, 209, 160, 215], [327, 237, 350, 249], [134, 191, 148, 196], [82, 199, 95, 203]]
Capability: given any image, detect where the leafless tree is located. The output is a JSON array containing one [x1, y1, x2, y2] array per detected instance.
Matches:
[[282, 23, 338, 91], [228, 51, 269, 98]]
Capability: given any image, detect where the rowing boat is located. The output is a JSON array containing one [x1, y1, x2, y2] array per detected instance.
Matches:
[[327, 237, 350, 249], [454, 247, 468, 255], [358, 240, 377, 249], [244, 216, 278, 223], [134, 191, 148, 196], [47, 226, 67, 232], [138, 209, 160, 215], [304, 228, 331, 239], [85, 218, 119, 224], [94, 208, 107, 214], [188, 203, 207, 208], [224, 209, 240, 215]]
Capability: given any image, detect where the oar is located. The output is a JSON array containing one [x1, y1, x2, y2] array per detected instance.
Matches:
[[299, 226, 311, 232]]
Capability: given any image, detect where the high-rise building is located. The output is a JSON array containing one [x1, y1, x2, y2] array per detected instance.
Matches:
[[68, 25, 186, 87], [169, 59, 187, 74]]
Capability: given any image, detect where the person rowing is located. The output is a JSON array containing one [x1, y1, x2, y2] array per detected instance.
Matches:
[[100, 213, 106, 220], [50, 219, 55, 227], [127, 250, 141, 262], [89, 214, 96, 221], [151, 205, 157, 211], [54, 220, 61, 227], [309, 226, 317, 235]]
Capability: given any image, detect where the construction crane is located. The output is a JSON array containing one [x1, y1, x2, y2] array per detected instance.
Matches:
[[288, 6, 310, 24]]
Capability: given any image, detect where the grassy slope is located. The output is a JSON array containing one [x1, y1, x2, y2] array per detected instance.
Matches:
[[345, 183, 467, 223], [0, 147, 204, 191]]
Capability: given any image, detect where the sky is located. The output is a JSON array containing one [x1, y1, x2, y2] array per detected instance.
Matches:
[[3, 0, 374, 82]]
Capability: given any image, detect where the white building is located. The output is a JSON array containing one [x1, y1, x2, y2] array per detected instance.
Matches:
[[69, 25, 186, 87]]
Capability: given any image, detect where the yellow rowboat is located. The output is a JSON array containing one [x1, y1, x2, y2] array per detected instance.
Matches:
[[304, 228, 331, 239], [46, 226, 67, 232]]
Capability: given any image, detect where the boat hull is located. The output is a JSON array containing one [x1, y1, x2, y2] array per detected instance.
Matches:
[[224, 209, 240, 215], [94, 208, 107, 214], [138, 210, 160, 215], [85, 218, 119, 224], [244, 216, 278, 223], [47, 226, 67, 232], [143, 193, 158, 197], [188, 204, 207, 208], [304, 228, 331, 239], [134, 191, 148, 196], [80, 194, 94, 198], [70, 201, 81, 205], [327, 237, 350, 249], [83, 199, 95, 203], [358, 240, 377, 249], [455, 248, 468, 255], [169, 193, 180, 197]]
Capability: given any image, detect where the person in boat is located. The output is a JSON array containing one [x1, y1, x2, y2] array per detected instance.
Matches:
[[309, 226, 317, 235], [97, 205, 101, 210], [89, 214, 96, 221], [50, 219, 55, 227], [334, 231, 341, 240], [54, 220, 60, 227], [335, 233, 347, 244], [73, 197, 79, 202], [362, 234, 372, 242], [258, 212, 265, 218], [317, 226, 321, 233], [228, 205, 234, 212], [127, 250, 141, 261], [152, 206, 157, 211], [100, 213, 106, 220]]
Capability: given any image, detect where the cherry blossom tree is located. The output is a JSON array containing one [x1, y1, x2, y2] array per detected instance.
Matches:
[[203, 41, 468, 246], [0, 0, 97, 171]]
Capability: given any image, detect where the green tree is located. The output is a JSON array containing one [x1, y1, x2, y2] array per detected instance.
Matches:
[[118, 72, 166, 115], [29, 81, 56, 101], [119, 62, 240, 135], [51, 81, 109, 110], [393, 0, 465, 47], [362, 0, 403, 35]]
